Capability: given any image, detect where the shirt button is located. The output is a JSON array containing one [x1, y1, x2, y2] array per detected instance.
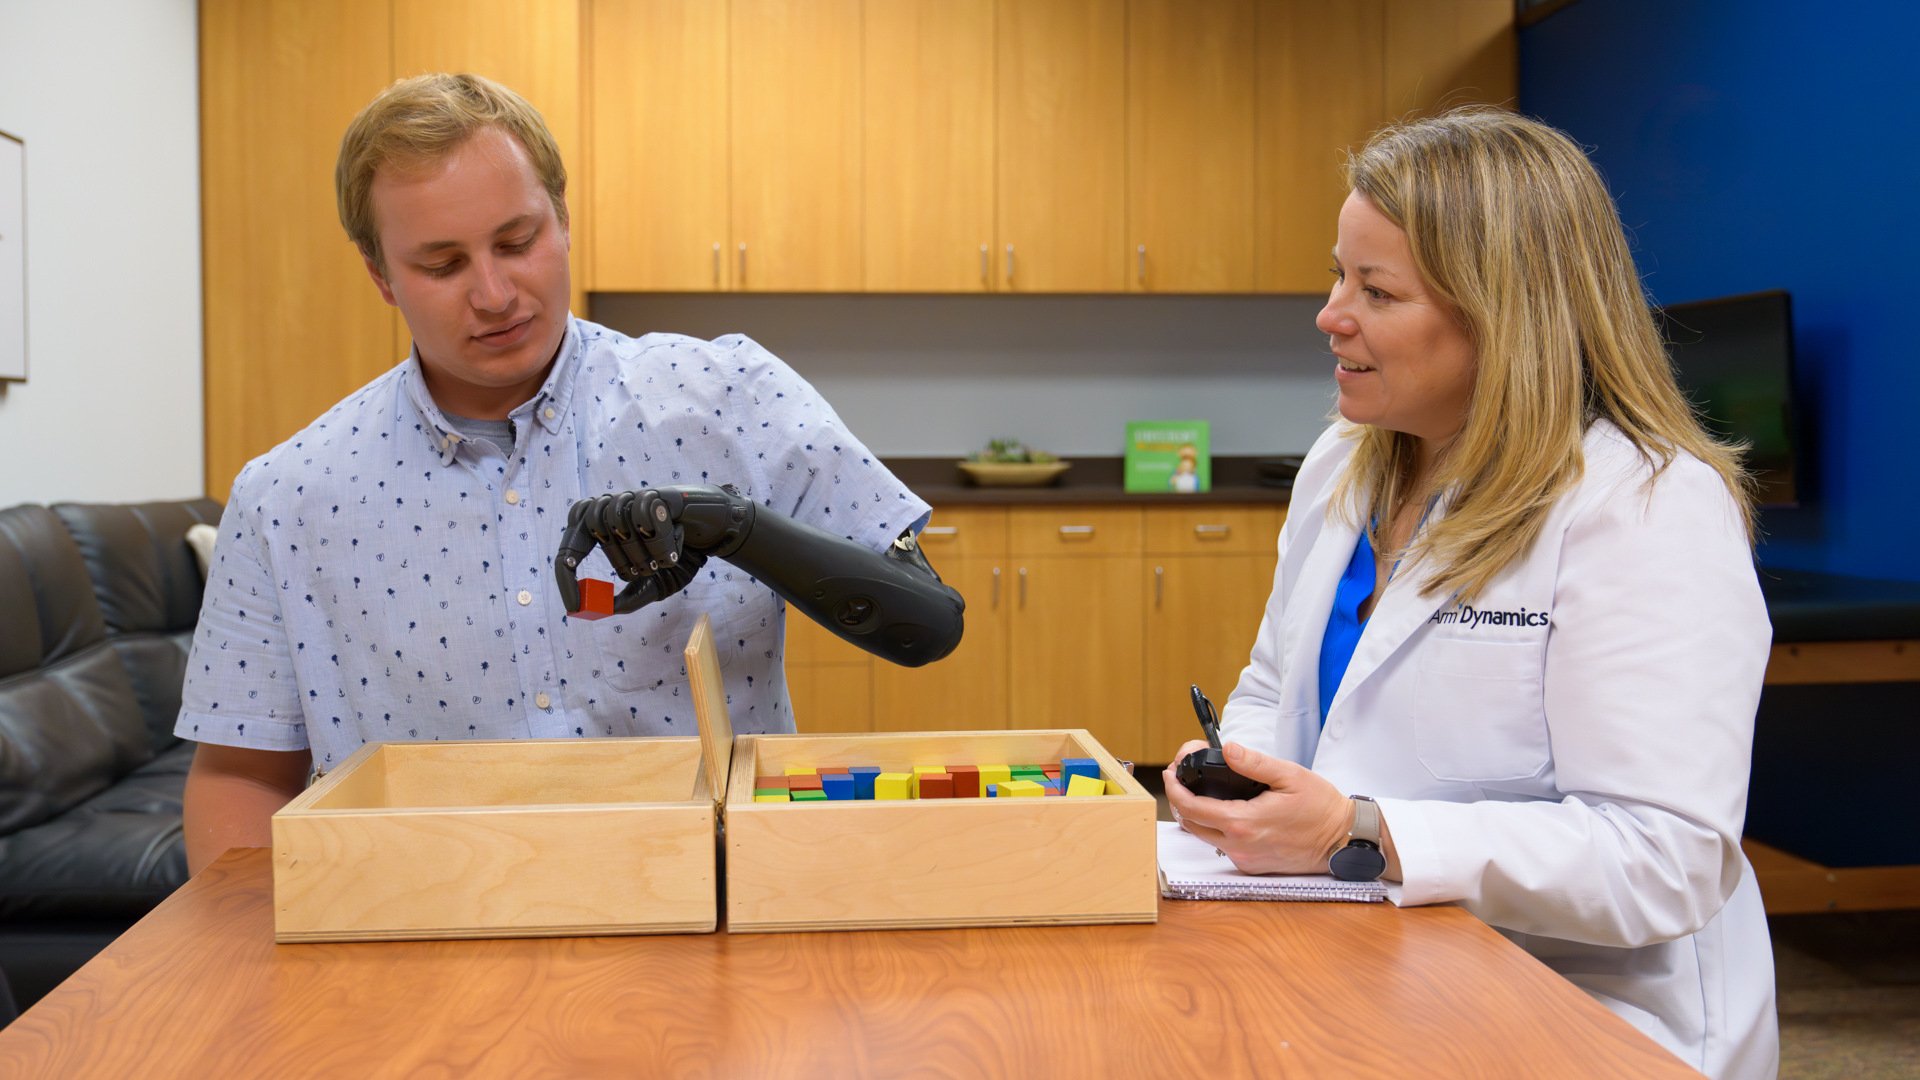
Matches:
[[517, 589, 533, 606], [505, 489, 521, 505], [535, 692, 552, 709], [543, 407, 556, 420]]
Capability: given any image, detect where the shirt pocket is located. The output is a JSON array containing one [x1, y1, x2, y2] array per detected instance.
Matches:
[[1413, 638, 1549, 784]]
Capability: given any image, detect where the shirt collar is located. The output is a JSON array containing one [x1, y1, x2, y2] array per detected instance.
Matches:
[[400, 315, 583, 464]]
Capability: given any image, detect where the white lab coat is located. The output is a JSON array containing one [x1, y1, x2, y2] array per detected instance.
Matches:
[[1220, 420, 1778, 1080]]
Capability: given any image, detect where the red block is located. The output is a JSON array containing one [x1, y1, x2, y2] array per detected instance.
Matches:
[[570, 577, 617, 621], [755, 776, 790, 791], [818, 766, 851, 775], [947, 765, 980, 798], [788, 774, 824, 792], [919, 773, 953, 799]]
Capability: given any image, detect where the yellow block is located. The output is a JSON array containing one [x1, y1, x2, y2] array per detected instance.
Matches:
[[912, 765, 945, 799], [784, 765, 817, 776], [999, 779, 1044, 798], [978, 764, 1012, 791], [1106, 779, 1127, 796], [875, 772, 912, 800], [754, 793, 791, 803], [1066, 775, 1105, 797]]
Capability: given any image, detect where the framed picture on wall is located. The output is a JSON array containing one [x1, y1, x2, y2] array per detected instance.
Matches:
[[1, 128, 24, 382]]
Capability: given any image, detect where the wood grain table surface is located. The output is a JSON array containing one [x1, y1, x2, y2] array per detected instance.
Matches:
[[0, 848, 1700, 1079]]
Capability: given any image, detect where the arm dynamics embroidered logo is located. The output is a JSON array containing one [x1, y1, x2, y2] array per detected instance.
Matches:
[[1429, 604, 1550, 629]]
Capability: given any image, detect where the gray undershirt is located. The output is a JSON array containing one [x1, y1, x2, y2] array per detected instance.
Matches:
[[441, 411, 516, 454]]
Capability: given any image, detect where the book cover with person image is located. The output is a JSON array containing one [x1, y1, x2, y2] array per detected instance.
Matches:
[[1124, 420, 1211, 494]]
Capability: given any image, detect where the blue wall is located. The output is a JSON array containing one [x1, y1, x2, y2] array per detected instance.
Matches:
[[1520, 1, 1920, 580]]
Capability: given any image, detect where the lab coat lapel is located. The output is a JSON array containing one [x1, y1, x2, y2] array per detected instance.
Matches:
[[1326, 555, 1450, 721]]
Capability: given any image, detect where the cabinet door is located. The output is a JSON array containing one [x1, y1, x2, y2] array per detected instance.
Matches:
[[872, 557, 1009, 732], [788, 663, 875, 734], [995, 0, 1126, 292], [1010, 556, 1145, 763], [864, 0, 996, 292], [1383, 0, 1516, 120], [731, 0, 863, 291], [1127, 0, 1257, 293], [201, 0, 396, 500], [589, 0, 730, 291], [393, 0, 585, 332], [1144, 554, 1278, 764], [1255, 0, 1384, 293]]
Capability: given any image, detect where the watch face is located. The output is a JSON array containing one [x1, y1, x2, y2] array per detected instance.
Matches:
[[1329, 840, 1386, 882]]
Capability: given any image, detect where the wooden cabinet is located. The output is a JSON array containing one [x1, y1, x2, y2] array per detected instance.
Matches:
[[871, 509, 1010, 731], [1127, 0, 1258, 293], [1142, 506, 1285, 762], [1255, 0, 1386, 293], [994, 0, 1128, 292], [1384, 0, 1517, 121], [587, 0, 730, 291], [783, 604, 874, 734], [862, 0, 996, 292]]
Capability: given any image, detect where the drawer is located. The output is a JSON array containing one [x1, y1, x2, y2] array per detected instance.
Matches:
[[1008, 507, 1143, 556], [1144, 505, 1283, 555], [917, 506, 1008, 560]]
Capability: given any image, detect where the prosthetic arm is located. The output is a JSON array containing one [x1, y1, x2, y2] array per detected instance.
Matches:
[[555, 485, 964, 668]]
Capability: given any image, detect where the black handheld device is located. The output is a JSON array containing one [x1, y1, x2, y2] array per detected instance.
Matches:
[[1174, 685, 1269, 801]]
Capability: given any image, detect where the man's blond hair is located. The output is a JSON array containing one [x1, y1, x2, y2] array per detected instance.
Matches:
[[1332, 107, 1754, 604], [336, 72, 568, 272]]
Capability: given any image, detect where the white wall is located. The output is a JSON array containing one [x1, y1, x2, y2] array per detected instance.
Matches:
[[0, 0, 203, 505], [591, 294, 1339, 458]]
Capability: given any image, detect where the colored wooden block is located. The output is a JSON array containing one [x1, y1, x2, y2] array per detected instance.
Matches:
[[848, 766, 881, 800], [912, 765, 946, 799], [1044, 786, 1064, 796], [919, 773, 953, 799], [818, 766, 851, 775], [1106, 780, 1127, 796], [821, 773, 857, 801], [791, 789, 827, 802], [1066, 775, 1106, 797], [1062, 758, 1099, 785], [986, 784, 998, 798], [947, 765, 981, 799], [755, 776, 790, 791], [568, 577, 617, 621], [754, 793, 791, 803], [784, 765, 818, 777], [979, 765, 1011, 791], [1041, 762, 1061, 773], [1000, 780, 1043, 798], [875, 773, 912, 800], [788, 775, 823, 792]]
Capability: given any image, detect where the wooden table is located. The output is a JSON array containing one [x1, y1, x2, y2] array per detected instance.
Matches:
[[0, 849, 1698, 1079]]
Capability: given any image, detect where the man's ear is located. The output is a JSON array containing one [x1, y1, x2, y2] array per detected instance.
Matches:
[[361, 251, 399, 307]]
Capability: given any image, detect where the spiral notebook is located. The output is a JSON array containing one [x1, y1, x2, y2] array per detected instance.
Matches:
[[1157, 822, 1388, 903]]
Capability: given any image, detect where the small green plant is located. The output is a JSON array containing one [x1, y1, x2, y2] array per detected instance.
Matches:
[[967, 438, 1058, 464]]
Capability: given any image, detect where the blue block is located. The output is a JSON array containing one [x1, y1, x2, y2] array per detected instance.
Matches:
[[1062, 757, 1099, 785], [986, 784, 997, 798], [848, 766, 882, 800], [1041, 779, 1063, 795], [821, 773, 856, 801]]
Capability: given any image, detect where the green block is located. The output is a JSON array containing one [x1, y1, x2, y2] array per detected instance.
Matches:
[[791, 789, 828, 802], [753, 788, 786, 797]]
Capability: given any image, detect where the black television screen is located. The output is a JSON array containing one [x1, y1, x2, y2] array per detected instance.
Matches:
[[1655, 290, 1801, 507]]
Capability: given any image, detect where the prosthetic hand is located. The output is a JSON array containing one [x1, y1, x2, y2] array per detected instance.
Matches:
[[555, 485, 964, 668]]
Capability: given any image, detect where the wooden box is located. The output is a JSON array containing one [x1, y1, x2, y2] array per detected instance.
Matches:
[[271, 735, 722, 943], [718, 728, 1160, 932]]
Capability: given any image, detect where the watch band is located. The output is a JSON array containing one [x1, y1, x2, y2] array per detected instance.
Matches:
[[1348, 794, 1381, 845], [1328, 794, 1387, 882]]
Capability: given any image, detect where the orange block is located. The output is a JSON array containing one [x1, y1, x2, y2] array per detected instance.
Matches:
[[570, 577, 616, 621]]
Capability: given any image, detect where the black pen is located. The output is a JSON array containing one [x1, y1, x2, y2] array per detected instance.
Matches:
[[1190, 684, 1222, 750]]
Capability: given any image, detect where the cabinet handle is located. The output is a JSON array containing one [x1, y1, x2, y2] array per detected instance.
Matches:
[[980, 243, 989, 285], [1154, 564, 1164, 608], [1137, 244, 1146, 285], [1058, 525, 1095, 539], [922, 525, 959, 539], [991, 565, 1001, 608], [1005, 243, 1015, 285], [1193, 524, 1232, 538], [1017, 566, 1027, 608], [738, 242, 747, 286], [713, 242, 721, 288]]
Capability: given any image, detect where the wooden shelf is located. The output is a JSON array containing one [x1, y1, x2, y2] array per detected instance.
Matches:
[[1743, 837, 1920, 914]]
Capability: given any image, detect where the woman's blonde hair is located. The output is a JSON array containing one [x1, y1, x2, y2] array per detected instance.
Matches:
[[336, 72, 568, 272], [1332, 107, 1754, 603]]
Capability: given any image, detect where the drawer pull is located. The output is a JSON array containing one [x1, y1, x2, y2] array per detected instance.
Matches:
[[1193, 524, 1232, 538], [922, 526, 959, 539], [1018, 566, 1028, 607], [1058, 525, 1096, 539], [1154, 564, 1164, 607], [991, 565, 1001, 607]]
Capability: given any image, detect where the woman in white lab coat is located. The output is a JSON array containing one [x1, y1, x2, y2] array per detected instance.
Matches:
[[1165, 108, 1777, 1080]]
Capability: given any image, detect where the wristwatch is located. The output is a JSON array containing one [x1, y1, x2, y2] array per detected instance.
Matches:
[[1328, 795, 1387, 882]]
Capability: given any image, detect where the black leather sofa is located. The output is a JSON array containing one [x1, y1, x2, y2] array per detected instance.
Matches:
[[0, 498, 219, 1016]]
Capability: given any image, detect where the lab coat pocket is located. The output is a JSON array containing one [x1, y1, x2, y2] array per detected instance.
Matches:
[[1414, 639, 1549, 783]]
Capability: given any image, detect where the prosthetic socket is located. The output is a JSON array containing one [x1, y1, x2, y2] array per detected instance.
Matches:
[[555, 485, 965, 668]]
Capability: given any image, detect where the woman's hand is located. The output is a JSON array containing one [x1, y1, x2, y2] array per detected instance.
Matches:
[[1162, 742, 1356, 876]]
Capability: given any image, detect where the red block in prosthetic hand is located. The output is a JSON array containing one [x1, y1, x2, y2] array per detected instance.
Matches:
[[570, 577, 617, 621]]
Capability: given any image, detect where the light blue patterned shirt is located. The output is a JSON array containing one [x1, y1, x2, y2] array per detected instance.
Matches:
[[177, 318, 928, 769]]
